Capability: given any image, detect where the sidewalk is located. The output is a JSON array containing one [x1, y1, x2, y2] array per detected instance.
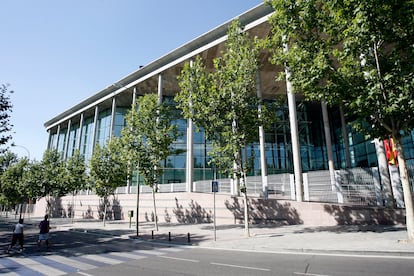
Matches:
[[49, 218, 414, 257]]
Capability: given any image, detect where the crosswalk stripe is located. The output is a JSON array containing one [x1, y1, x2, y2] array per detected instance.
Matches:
[[82, 254, 124, 265], [158, 247, 183, 253], [45, 255, 97, 271], [11, 257, 67, 275], [134, 249, 165, 256], [109, 251, 148, 260]]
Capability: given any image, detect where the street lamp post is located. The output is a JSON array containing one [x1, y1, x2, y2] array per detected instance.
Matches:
[[11, 143, 30, 160]]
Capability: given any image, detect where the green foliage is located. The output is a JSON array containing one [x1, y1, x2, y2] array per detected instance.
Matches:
[[120, 94, 179, 188], [89, 138, 127, 199], [64, 150, 89, 195], [0, 158, 28, 206], [176, 19, 263, 177], [265, 0, 414, 140], [0, 151, 18, 174], [21, 149, 67, 202]]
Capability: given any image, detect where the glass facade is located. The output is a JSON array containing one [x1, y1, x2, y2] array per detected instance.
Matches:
[[80, 117, 95, 162], [66, 123, 79, 159]]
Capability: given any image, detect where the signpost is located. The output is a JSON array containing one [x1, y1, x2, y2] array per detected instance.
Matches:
[[212, 181, 218, 241]]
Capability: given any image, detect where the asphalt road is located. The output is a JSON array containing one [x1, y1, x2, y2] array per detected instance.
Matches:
[[1, 220, 414, 276]]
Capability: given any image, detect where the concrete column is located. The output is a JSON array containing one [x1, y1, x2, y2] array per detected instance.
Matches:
[[256, 72, 268, 198], [321, 101, 342, 203], [186, 61, 194, 192], [284, 41, 303, 201], [76, 113, 84, 151], [92, 105, 99, 149], [63, 119, 72, 160], [110, 97, 116, 140], [132, 87, 137, 105], [157, 74, 163, 104], [374, 138, 394, 207], [340, 106, 352, 168], [56, 125, 61, 150], [47, 129, 52, 150]]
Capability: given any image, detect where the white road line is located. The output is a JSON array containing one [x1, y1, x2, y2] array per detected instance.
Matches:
[[83, 254, 124, 265], [78, 272, 95, 276], [201, 246, 414, 260], [109, 251, 148, 260], [45, 255, 97, 270], [158, 247, 183, 253], [11, 257, 66, 275], [158, 255, 200, 263], [294, 272, 331, 276], [211, 262, 271, 272], [134, 249, 165, 256]]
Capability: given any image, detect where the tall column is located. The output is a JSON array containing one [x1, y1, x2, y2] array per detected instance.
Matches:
[[374, 138, 395, 207], [76, 113, 84, 151], [340, 106, 352, 168], [92, 105, 99, 149], [256, 72, 268, 198], [322, 101, 343, 203], [63, 119, 72, 160], [284, 42, 304, 202], [186, 61, 194, 192], [56, 125, 61, 150], [110, 97, 116, 140]]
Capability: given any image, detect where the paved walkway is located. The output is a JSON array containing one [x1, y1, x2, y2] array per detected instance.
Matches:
[[4, 216, 414, 256], [57, 219, 414, 256]]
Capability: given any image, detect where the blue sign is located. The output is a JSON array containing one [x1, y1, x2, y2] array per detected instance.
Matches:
[[212, 181, 219, 193]]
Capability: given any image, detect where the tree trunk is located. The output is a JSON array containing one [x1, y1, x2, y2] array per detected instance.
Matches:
[[103, 198, 107, 227], [152, 186, 159, 231], [395, 138, 414, 241]]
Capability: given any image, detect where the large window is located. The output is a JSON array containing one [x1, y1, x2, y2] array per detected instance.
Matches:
[[66, 123, 79, 159], [80, 117, 94, 161], [95, 109, 112, 146]]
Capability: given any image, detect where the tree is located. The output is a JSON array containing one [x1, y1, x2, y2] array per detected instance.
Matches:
[[0, 158, 29, 210], [89, 138, 127, 226], [176, 20, 263, 236], [22, 149, 66, 215], [0, 151, 18, 174], [266, 0, 414, 240], [0, 84, 13, 152], [64, 150, 89, 221], [120, 94, 179, 231]]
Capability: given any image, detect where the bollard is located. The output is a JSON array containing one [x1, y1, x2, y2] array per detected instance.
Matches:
[[187, 232, 191, 243], [152, 230, 154, 239], [168, 232, 171, 241]]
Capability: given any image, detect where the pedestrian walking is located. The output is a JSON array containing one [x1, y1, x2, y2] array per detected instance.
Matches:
[[37, 214, 51, 251], [7, 218, 24, 253]]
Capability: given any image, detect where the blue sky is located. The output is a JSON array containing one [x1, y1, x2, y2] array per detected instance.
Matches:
[[0, 0, 263, 160]]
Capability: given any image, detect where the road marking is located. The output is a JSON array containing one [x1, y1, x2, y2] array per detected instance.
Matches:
[[83, 254, 124, 265], [158, 255, 200, 263], [11, 257, 67, 275], [201, 247, 414, 260], [78, 272, 95, 276], [294, 272, 331, 276], [211, 262, 270, 271], [46, 255, 97, 270], [109, 251, 148, 260]]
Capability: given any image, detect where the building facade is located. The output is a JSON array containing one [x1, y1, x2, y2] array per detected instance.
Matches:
[[44, 4, 414, 205]]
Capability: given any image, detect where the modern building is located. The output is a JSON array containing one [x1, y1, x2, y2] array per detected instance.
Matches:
[[44, 3, 414, 216]]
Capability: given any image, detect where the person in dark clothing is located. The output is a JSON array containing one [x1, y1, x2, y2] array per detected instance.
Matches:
[[37, 214, 51, 250], [7, 218, 24, 253]]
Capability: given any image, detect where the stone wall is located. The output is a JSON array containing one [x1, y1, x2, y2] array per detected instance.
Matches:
[[32, 192, 406, 226]]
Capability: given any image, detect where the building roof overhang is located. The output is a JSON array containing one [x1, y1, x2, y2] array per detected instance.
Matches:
[[44, 3, 274, 130]]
